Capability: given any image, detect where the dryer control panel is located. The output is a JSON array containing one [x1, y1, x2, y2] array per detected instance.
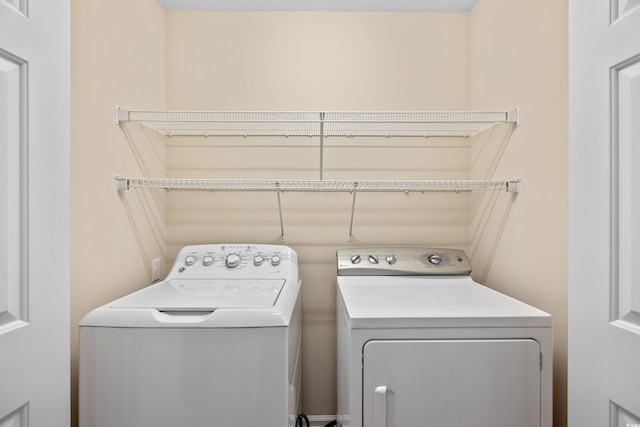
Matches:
[[337, 247, 471, 276], [167, 244, 298, 279]]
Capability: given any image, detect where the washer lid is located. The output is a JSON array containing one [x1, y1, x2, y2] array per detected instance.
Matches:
[[111, 279, 285, 311], [338, 276, 551, 328]]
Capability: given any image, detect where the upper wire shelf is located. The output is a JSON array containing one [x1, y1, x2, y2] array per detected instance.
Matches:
[[115, 107, 520, 138]]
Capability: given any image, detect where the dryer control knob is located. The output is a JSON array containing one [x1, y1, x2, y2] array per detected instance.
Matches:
[[351, 255, 361, 264], [184, 255, 196, 266], [225, 254, 241, 268], [254, 256, 264, 266], [271, 255, 281, 266], [427, 254, 443, 265], [385, 255, 397, 265], [202, 255, 214, 266], [368, 255, 379, 264]]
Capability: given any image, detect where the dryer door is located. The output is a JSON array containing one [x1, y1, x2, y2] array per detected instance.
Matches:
[[363, 339, 541, 427]]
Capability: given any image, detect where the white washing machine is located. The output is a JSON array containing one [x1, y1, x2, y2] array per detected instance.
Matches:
[[336, 247, 552, 427], [79, 244, 302, 427]]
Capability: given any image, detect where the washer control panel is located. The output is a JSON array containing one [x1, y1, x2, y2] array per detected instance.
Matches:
[[337, 247, 471, 276], [166, 244, 297, 279]]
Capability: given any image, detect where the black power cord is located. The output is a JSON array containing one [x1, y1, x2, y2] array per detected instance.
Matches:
[[295, 414, 337, 427], [295, 414, 310, 427]]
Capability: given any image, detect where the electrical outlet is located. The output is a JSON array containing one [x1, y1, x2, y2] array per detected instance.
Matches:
[[152, 258, 161, 281]]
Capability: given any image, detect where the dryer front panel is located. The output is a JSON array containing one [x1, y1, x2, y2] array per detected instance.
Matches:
[[363, 339, 541, 427]]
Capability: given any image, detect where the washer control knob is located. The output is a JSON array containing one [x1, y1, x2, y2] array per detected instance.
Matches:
[[368, 255, 379, 264], [351, 255, 361, 264], [271, 255, 281, 266], [385, 255, 397, 265], [184, 255, 196, 266], [225, 254, 241, 268], [427, 254, 443, 265], [254, 256, 264, 266], [202, 255, 214, 266]]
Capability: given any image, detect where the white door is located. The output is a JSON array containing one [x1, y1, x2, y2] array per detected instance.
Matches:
[[0, 1, 70, 426], [362, 340, 541, 427], [569, 1, 640, 426]]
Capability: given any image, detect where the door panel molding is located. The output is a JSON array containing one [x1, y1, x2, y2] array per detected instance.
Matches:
[[610, 401, 640, 427], [0, 403, 28, 427], [610, 54, 640, 331], [0, 0, 27, 17], [611, 0, 640, 23], [0, 49, 27, 334]]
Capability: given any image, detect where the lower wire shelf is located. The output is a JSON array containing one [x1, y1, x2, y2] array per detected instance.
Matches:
[[115, 176, 521, 193], [114, 176, 520, 242]]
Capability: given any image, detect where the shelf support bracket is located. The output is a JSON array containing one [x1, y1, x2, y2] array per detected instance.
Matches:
[[114, 176, 130, 191], [507, 107, 520, 126], [276, 183, 285, 242], [506, 177, 521, 193], [348, 182, 358, 242], [115, 106, 129, 125]]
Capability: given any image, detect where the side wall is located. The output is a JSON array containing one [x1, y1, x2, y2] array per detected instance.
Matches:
[[469, 1, 569, 426], [164, 11, 472, 415], [70, 2, 167, 426]]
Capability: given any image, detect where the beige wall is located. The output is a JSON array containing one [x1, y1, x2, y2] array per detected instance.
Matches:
[[165, 12, 470, 111], [71, 3, 568, 425], [70, 1, 167, 426], [469, 1, 568, 426]]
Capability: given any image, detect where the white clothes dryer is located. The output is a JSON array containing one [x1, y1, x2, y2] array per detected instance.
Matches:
[[336, 248, 552, 427], [79, 244, 302, 427]]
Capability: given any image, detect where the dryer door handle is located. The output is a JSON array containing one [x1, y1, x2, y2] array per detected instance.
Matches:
[[374, 385, 388, 427]]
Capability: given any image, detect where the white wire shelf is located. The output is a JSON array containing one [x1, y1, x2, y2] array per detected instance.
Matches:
[[115, 107, 520, 138], [115, 176, 520, 241], [115, 176, 521, 193]]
